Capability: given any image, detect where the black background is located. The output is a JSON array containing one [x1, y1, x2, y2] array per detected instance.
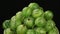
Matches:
[[0, 0, 60, 34]]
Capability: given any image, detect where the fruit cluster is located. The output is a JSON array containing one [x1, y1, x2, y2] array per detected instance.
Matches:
[[3, 3, 59, 34]]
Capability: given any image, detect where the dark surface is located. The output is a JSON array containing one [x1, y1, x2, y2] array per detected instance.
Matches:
[[0, 0, 60, 34]]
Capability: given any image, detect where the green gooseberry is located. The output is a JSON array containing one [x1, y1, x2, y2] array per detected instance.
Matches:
[[28, 3, 40, 10], [22, 7, 32, 17], [45, 20, 56, 31], [35, 17, 46, 27], [32, 9, 44, 18], [44, 10, 53, 20], [16, 25, 27, 34], [35, 27, 46, 34], [24, 17, 34, 28], [3, 20, 10, 29], [26, 29, 35, 34], [48, 27, 59, 34], [4, 28, 13, 34]]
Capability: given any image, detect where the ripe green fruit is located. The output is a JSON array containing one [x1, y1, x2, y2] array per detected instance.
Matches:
[[44, 10, 53, 20], [16, 25, 27, 34], [3, 20, 10, 29], [16, 11, 22, 21], [48, 27, 59, 34], [45, 20, 56, 31], [2, 3, 59, 34], [15, 11, 22, 27], [26, 29, 35, 34], [10, 16, 16, 30], [4, 28, 13, 34], [24, 17, 34, 28], [32, 9, 44, 18], [28, 3, 40, 10], [35, 27, 46, 34], [22, 7, 32, 17], [35, 17, 46, 27]]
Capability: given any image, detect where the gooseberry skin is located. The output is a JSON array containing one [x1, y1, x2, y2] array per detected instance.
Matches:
[[35, 27, 46, 34], [15, 11, 22, 28], [45, 20, 56, 31], [10, 16, 16, 30], [2, 3, 59, 34], [28, 3, 40, 10], [22, 7, 32, 18], [26, 29, 35, 34], [15, 11, 22, 21], [24, 17, 34, 28], [32, 9, 44, 18], [3, 20, 10, 29], [16, 25, 27, 34], [4, 28, 13, 34], [44, 10, 53, 20], [10, 15, 22, 30], [48, 27, 59, 34], [35, 17, 46, 27]]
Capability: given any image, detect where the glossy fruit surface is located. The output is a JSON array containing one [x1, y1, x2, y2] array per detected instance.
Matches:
[[28, 3, 40, 10], [35, 17, 46, 27], [2, 3, 59, 34], [26, 29, 35, 34], [24, 17, 34, 28], [10, 16, 16, 30], [35, 27, 46, 34], [16, 25, 27, 34], [48, 27, 59, 34], [22, 7, 32, 17], [45, 20, 55, 31], [15, 11, 22, 28], [44, 10, 53, 20], [32, 9, 44, 18], [3, 20, 10, 29], [4, 28, 13, 34]]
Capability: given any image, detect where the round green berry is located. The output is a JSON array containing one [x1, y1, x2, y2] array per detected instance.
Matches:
[[4, 28, 13, 34], [32, 9, 44, 18], [26, 29, 35, 34], [35, 17, 46, 27], [45, 20, 56, 31], [10, 16, 16, 30], [24, 17, 34, 28], [35, 27, 46, 34], [44, 10, 53, 20], [3, 20, 10, 29], [16, 25, 27, 34], [48, 27, 59, 34], [22, 7, 32, 17], [28, 3, 40, 10]]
